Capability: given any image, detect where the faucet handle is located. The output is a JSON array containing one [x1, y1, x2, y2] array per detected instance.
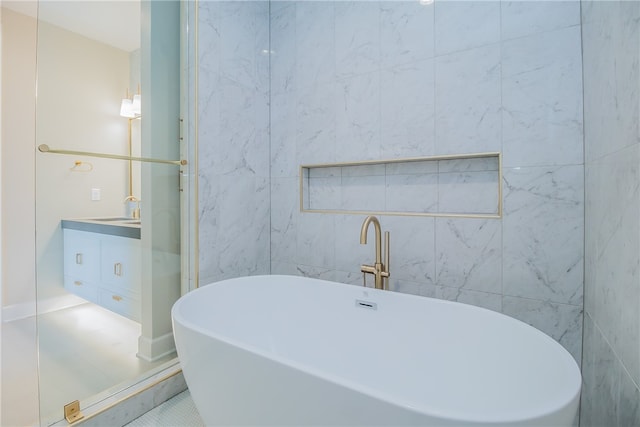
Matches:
[[361, 264, 376, 287], [384, 231, 390, 274]]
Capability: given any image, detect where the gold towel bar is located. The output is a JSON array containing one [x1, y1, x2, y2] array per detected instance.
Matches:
[[38, 144, 187, 166]]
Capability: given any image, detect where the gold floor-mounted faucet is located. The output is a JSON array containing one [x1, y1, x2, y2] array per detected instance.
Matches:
[[359, 215, 390, 290]]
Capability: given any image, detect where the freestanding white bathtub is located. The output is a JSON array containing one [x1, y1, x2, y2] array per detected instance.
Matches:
[[172, 275, 581, 426]]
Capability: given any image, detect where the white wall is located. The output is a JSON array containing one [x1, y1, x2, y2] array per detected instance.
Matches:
[[35, 20, 131, 302], [1, 7, 37, 312], [1, 6, 40, 426]]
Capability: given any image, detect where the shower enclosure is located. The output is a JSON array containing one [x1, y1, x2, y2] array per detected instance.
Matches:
[[1, 1, 197, 425]]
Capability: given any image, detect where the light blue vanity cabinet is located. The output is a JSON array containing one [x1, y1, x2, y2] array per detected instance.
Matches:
[[62, 219, 142, 322], [63, 229, 101, 302], [98, 234, 141, 321]]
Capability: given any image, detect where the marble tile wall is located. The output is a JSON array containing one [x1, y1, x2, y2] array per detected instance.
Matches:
[[581, 0, 640, 425], [303, 157, 499, 215], [269, 0, 584, 363], [197, 1, 271, 285]]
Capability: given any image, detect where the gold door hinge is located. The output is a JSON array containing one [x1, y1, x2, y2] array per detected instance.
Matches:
[[64, 400, 84, 424]]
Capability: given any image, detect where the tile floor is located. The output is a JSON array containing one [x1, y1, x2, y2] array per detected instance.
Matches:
[[125, 390, 204, 426], [2, 302, 174, 426]]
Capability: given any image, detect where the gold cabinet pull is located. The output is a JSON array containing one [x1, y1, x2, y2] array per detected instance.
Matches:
[[114, 262, 123, 276], [75, 253, 83, 264], [112, 295, 123, 302], [74, 281, 82, 286]]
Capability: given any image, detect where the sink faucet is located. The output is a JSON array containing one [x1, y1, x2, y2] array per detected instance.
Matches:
[[359, 215, 390, 290], [124, 195, 141, 219]]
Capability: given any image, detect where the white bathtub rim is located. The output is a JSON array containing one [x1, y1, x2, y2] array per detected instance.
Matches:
[[172, 274, 581, 425]]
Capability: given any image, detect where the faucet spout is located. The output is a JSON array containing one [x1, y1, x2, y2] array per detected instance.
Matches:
[[359, 215, 390, 290], [360, 215, 382, 265]]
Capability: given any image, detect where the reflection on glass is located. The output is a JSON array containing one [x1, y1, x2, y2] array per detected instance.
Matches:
[[32, 1, 182, 425]]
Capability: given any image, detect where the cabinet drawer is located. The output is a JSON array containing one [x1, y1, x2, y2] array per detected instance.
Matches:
[[98, 288, 140, 322], [100, 235, 141, 292], [64, 276, 98, 302], [63, 230, 100, 283]]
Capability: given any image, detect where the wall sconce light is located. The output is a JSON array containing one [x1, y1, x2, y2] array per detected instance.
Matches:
[[120, 88, 141, 218], [120, 90, 141, 119]]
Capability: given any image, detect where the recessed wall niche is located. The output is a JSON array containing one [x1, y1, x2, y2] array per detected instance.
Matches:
[[300, 152, 502, 218]]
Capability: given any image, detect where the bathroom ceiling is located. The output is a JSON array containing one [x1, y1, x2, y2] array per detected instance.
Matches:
[[3, 0, 140, 52]]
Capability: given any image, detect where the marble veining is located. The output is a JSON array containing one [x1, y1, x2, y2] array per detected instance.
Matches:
[[502, 165, 584, 306], [435, 44, 501, 155], [198, 0, 586, 381], [435, 218, 501, 294], [434, 1, 500, 56], [502, 26, 584, 167]]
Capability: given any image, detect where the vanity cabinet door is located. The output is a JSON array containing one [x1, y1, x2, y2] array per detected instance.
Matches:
[[63, 229, 100, 284], [98, 288, 141, 322], [100, 235, 141, 294], [64, 275, 98, 302]]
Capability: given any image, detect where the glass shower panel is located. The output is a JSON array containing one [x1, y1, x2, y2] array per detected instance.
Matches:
[[34, 1, 184, 424]]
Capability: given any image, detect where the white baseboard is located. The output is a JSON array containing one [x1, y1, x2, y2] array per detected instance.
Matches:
[[2, 294, 87, 323], [137, 331, 176, 362]]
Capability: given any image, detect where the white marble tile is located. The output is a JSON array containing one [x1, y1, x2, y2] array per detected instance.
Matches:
[[380, 0, 434, 68], [335, 71, 382, 162], [435, 218, 501, 294], [438, 171, 499, 215], [292, 264, 337, 282], [386, 159, 438, 176], [335, 1, 381, 78], [198, 1, 221, 74], [218, 1, 269, 89], [309, 176, 342, 210], [296, 213, 335, 268], [434, 0, 500, 56], [435, 44, 501, 155], [212, 77, 269, 178], [342, 164, 386, 177], [502, 27, 583, 167], [501, 1, 580, 41], [579, 313, 619, 426], [270, 260, 299, 277], [582, 0, 640, 163], [502, 165, 584, 306], [270, 1, 297, 95], [334, 214, 376, 273], [341, 175, 386, 212], [380, 59, 435, 159], [270, 91, 297, 178], [296, 81, 337, 166], [271, 177, 299, 264], [332, 270, 366, 288], [199, 175, 270, 282], [387, 278, 424, 297], [618, 363, 640, 427], [416, 281, 501, 312], [588, 146, 640, 386], [502, 296, 583, 365], [435, 286, 502, 313], [383, 215, 436, 285], [124, 390, 203, 427], [438, 157, 499, 173], [385, 173, 438, 214], [296, 1, 335, 89]]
